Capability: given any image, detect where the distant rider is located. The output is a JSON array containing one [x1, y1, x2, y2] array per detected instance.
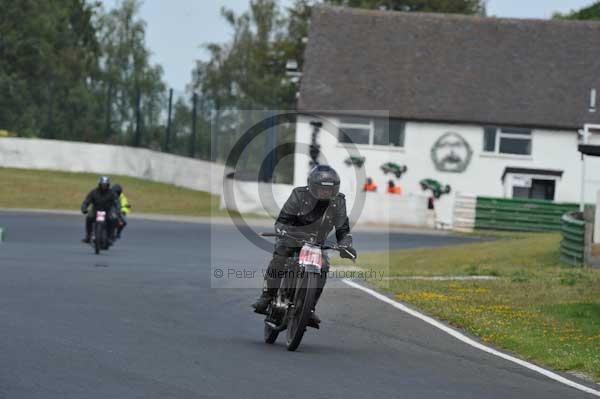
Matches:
[[112, 184, 131, 239], [252, 165, 357, 327], [81, 176, 119, 244]]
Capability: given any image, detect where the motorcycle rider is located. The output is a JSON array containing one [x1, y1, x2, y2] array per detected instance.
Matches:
[[81, 176, 119, 244], [252, 165, 357, 327], [112, 184, 131, 239]]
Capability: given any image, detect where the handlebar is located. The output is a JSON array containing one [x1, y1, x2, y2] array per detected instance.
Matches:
[[259, 232, 278, 237], [259, 231, 356, 259], [260, 231, 320, 244]]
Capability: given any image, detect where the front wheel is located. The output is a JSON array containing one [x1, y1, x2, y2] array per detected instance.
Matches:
[[286, 272, 319, 351], [94, 223, 102, 255]]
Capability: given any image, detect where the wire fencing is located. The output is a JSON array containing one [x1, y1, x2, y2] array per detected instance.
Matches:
[[5, 87, 296, 184]]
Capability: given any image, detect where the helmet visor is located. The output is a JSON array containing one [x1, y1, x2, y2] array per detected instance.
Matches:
[[312, 182, 338, 200]]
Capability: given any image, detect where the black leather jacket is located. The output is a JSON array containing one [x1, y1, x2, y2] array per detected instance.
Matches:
[[81, 188, 118, 214], [274, 186, 352, 248]]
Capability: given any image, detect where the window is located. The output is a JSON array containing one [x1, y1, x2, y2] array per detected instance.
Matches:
[[338, 117, 405, 147], [483, 126, 532, 156], [338, 117, 371, 145], [512, 179, 556, 201], [374, 119, 405, 147]]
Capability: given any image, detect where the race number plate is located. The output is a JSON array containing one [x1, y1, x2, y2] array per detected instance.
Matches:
[[96, 211, 106, 222], [299, 244, 323, 271]]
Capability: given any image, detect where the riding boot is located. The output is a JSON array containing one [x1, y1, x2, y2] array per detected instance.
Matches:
[[253, 254, 287, 314]]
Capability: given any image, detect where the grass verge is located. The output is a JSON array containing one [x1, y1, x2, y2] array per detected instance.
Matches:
[[0, 167, 230, 217], [336, 233, 600, 381]]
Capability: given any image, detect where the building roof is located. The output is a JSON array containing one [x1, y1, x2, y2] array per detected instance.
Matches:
[[298, 6, 600, 130]]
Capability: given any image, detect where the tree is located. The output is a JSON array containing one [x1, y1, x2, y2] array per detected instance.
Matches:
[[323, 0, 486, 14], [554, 1, 600, 20], [0, 0, 103, 138], [97, 0, 166, 144], [0, 0, 167, 146], [190, 0, 298, 169], [191, 0, 300, 111]]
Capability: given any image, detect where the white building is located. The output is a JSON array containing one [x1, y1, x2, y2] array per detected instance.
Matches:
[[293, 6, 600, 225]]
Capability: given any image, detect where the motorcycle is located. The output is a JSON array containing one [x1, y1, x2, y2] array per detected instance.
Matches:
[[258, 231, 356, 351], [91, 210, 110, 255]]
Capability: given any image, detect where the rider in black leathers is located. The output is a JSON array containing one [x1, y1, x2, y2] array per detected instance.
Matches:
[[80, 176, 119, 244], [253, 165, 357, 327]]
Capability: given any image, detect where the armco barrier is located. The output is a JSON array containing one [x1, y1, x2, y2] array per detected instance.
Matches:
[[560, 212, 585, 266], [475, 197, 579, 232], [452, 193, 477, 233]]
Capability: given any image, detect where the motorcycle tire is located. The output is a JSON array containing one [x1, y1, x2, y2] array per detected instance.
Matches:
[[286, 272, 318, 352]]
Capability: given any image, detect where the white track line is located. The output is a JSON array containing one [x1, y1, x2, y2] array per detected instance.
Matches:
[[342, 279, 600, 397]]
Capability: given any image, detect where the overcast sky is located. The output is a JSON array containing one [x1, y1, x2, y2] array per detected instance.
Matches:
[[100, 0, 597, 89]]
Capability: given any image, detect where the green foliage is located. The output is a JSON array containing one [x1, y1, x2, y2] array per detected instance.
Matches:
[[554, 1, 600, 20], [0, 0, 167, 146], [97, 0, 166, 145], [191, 0, 301, 111], [0, 0, 102, 137], [189, 0, 305, 182], [510, 269, 530, 283]]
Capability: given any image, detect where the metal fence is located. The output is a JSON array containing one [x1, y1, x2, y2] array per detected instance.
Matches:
[[560, 212, 586, 266], [6, 88, 297, 184], [474, 197, 579, 232]]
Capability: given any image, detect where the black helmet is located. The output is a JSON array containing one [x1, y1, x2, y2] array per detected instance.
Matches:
[[307, 165, 340, 200], [98, 176, 111, 191], [112, 184, 122, 196]]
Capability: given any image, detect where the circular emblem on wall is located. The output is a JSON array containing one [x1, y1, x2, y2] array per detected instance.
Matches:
[[431, 132, 473, 173]]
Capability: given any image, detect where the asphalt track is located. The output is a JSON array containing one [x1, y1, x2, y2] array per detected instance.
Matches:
[[0, 211, 597, 398]]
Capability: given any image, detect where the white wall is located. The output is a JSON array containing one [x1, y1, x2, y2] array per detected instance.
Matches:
[[294, 115, 600, 226], [0, 138, 224, 195], [221, 178, 430, 227], [220, 180, 294, 217]]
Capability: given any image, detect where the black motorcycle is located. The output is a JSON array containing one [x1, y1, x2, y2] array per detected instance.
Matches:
[[259, 231, 356, 351]]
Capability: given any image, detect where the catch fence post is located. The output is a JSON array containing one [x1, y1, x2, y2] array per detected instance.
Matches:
[[190, 92, 198, 158], [133, 88, 142, 147], [164, 88, 174, 152]]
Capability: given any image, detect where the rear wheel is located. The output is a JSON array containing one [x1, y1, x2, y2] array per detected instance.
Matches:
[[286, 272, 318, 352]]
